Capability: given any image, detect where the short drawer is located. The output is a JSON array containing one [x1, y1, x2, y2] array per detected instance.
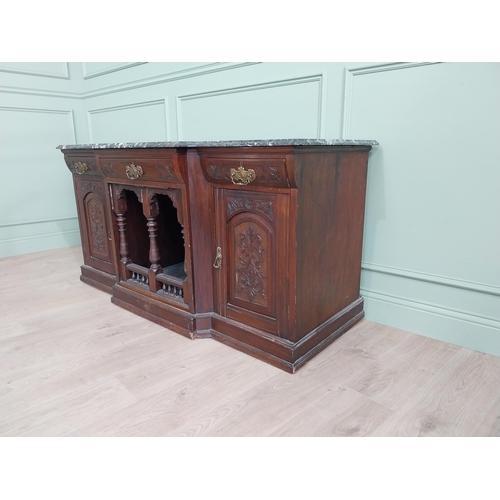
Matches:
[[97, 155, 182, 184], [202, 156, 289, 188], [64, 154, 100, 177]]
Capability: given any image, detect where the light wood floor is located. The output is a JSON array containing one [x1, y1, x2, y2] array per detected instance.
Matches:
[[1, 246, 499, 437]]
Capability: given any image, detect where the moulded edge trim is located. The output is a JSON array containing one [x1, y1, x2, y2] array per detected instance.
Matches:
[[82, 62, 147, 80], [0, 62, 70, 79], [361, 288, 500, 330], [0, 228, 81, 244], [80, 62, 261, 99], [361, 261, 500, 297], [0, 216, 78, 229]]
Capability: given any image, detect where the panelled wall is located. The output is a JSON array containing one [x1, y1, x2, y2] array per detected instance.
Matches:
[[0, 62, 83, 255], [1, 62, 498, 357]]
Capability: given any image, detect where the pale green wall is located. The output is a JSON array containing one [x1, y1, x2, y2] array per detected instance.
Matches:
[[0, 63, 84, 256], [1, 62, 498, 356], [347, 62, 500, 358]]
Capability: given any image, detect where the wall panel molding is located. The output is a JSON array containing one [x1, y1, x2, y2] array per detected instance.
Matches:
[[176, 73, 326, 140], [177, 73, 324, 101], [362, 261, 500, 297], [87, 100, 166, 115], [0, 216, 78, 229], [0, 85, 80, 99], [1, 63, 260, 100], [0, 228, 80, 245], [82, 62, 147, 79], [362, 288, 500, 330], [342, 62, 442, 138], [0, 62, 69, 79], [0, 105, 74, 115], [80, 62, 261, 99], [0, 106, 77, 145], [87, 100, 168, 143]]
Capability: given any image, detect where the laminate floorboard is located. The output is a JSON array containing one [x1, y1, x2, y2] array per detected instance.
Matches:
[[1, 246, 499, 437]]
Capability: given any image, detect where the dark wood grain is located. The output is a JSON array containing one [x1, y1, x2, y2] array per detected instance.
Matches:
[[294, 147, 370, 338], [185, 149, 214, 325]]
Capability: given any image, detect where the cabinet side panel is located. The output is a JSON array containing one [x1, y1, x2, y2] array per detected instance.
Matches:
[[295, 149, 369, 338], [330, 150, 369, 312]]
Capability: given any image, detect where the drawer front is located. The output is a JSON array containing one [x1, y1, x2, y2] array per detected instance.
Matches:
[[64, 154, 100, 177], [97, 156, 182, 184], [203, 156, 289, 188]]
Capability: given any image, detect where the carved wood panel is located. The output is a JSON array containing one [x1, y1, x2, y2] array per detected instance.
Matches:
[[215, 189, 286, 334], [227, 195, 274, 221], [84, 194, 109, 258], [233, 221, 269, 308], [74, 177, 115, 276]]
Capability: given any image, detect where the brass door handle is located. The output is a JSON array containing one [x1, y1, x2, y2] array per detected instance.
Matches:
[[126, 163, 143, 180], [213, 247, 222, 269], [230, 163, 256, 186]]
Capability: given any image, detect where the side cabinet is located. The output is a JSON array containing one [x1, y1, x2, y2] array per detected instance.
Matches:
[[200, 148, 298, 369], [65, 153, 117, 292], [200, 146, 371, 372]]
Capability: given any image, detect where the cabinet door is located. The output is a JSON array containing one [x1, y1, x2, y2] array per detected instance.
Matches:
[[214, 189, 288, 336], [74, 177, 115, 275]]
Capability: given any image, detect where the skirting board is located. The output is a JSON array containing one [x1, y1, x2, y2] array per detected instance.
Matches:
[[360, 261, 500, 358], [363, 290, 500, 357], [0, 226, 81, 258]]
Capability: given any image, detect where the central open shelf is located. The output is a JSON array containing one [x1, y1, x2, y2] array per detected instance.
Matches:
[[157, 262, 186, 285]]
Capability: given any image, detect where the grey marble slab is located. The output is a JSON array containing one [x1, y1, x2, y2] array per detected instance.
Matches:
[[57, 139, 378, 150]]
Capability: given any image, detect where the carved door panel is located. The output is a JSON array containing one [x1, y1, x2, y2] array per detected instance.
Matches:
[[214, 189, 288, 336], [75, 178, 115, 275]]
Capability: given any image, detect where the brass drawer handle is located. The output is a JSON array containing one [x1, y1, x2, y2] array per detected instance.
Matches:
[[126, 163, 143, 180], [230, 163, 256, 186], [74, 162, 89, 174], [213, 246, 222, 269]]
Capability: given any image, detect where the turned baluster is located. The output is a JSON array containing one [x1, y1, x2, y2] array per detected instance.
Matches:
[[147, 216, 162, 273], [117, 214, 130, 264], [114, 196, 132, 280], [144, 194, 162, 292]]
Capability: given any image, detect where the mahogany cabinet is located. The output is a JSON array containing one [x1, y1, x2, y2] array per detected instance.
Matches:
[[59, 140, 377, 373]]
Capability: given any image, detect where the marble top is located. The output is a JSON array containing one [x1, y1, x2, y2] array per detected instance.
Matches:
[[57, 139, 378, 150]]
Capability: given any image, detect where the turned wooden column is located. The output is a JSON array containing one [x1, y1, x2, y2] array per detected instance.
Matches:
[[144, 192, 162, 292], [114, 196, 132, 280]]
